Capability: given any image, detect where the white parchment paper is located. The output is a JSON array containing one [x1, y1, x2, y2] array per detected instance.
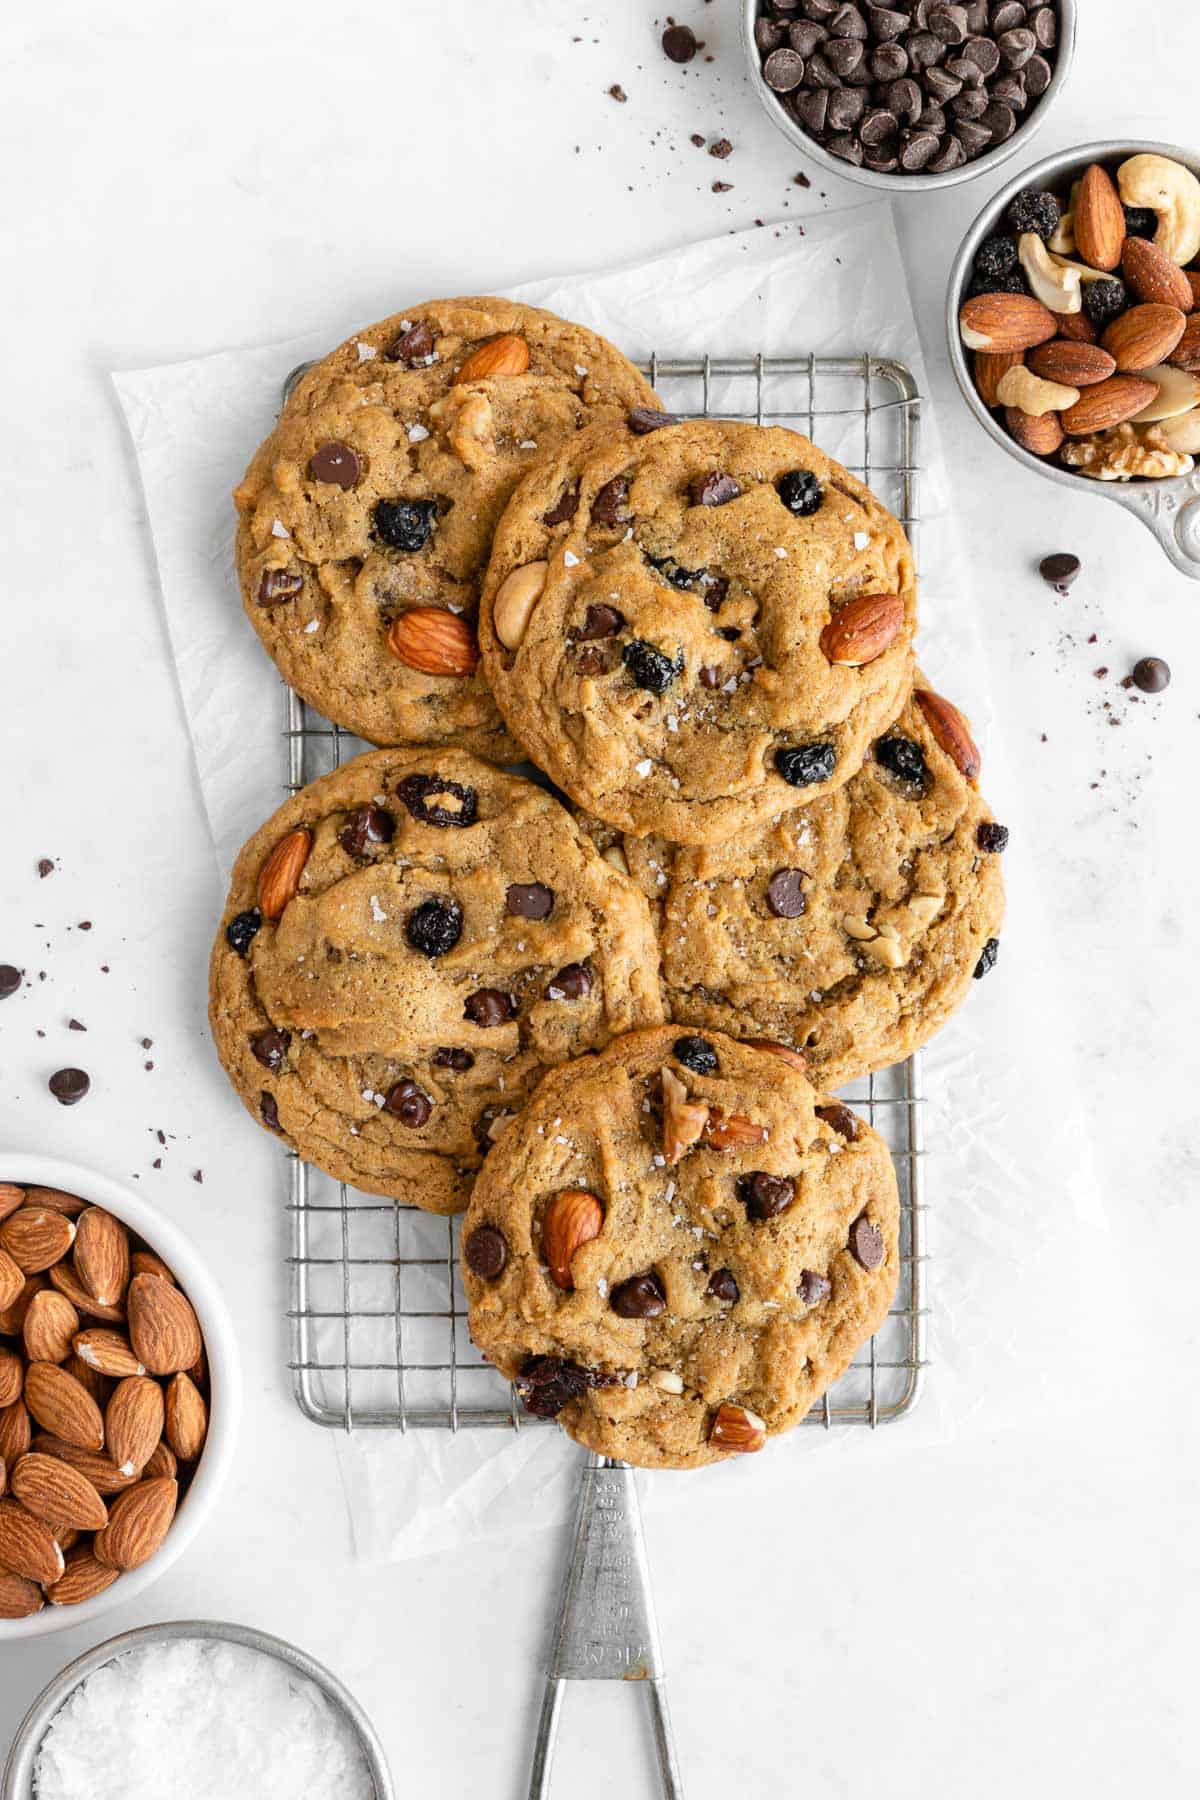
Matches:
[[114, 204, 1121, 1562]]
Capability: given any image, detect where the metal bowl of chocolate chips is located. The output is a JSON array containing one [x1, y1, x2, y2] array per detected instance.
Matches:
[[742, 0, 1076, 191]]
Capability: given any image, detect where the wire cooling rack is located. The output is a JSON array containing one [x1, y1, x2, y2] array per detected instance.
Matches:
[[284, 352, 927, 1433]]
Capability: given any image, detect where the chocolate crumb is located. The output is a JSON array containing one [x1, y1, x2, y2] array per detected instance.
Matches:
[[37, 858, 54, 878], [157, 1129, 166, 1145], [152, 1158, 162, 1170], [192, 1169, 203, 1184], [141, 1036, 153, 1049], [68, 1018, 86, 1031], [77, 920, 92, 932], [144, 1061, 154, 1071], [690, 132, 705, 146], [712, 180, 733, 193], [1093, 667, 1108, 679], [709, 138, 733, 159], [608, 83, 627, 102], [793, 171, 811, 188]]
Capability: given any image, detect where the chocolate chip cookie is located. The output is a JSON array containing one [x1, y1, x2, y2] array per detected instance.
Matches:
[[595, 682, 1006, 1088], [478, 419, 918, 844], [463, 1027, 900, 1468], [209, 748, 664, 1212], [234, 298, 659, 757]]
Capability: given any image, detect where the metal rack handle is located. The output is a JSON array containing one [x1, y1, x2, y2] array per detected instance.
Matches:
[[529, 1453, 683, 1798]]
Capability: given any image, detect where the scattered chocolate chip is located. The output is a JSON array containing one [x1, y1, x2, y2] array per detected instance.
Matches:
[[226, 908, 263, 957], [766, 868, 807, 918], [775, 743, 837, 788], [816, 1102, 860, 1140], [433, 1046, 475, 1072], [307, 441, 361, 488], [662, 22, 698, 62], [690, 471, 741, 507], [77, 921, 92, 932], [141, 1037, 153, 1049], [977, 821, 1010, 853], [608, 84, 627, 103], [260, 1092, 282, 1132], [373, 498, 437, 552], [776, 468, 823, 515], [517, 1355, 594, 1417], [849, 1214, 885, 1270], [257, 568, 304, 607], [464, 988, 517, 1027], [193, 1169, 204, 1184], [712, 180, 734, 193], [37, 858, 54, 878], [0, 965, 21, 999], [464, 1225, 508, 1279], [591, 475, 632, 526], [611, 1272, 667, 1318], [384, 1080, 432, 1126], [250, 1028, 290, 1071], [387, 320, 435, 366], [707, 1268, 739, 1303], [547, 963, 592, 1000], [798, 1269, 832, 1304], [874, 735, 928, 787], [406, 898, 463, 958], [339, 805, 395, 858], [506, 882, 554, 920], [396, 773, 477, 829], [974, 937, 1000, 979], [1131, 657, 1170, 694], [49, 1067, 90, 1106], [738, 1172, 796, 1222], [691, 129, 708, 145], [578, 603, 626, 640], [709, 137, 733, 158], [673, 1035, 718, 1075], [623, 640, 683, 694], [152, 1158, 162, 1170], [1038, 552, 1080, 594], [543, 484, 580, 527], [628, 407, 680, 434]]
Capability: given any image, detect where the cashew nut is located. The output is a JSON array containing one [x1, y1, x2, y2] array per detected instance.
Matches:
[[1131, 365, 1200, 423], [601, 843, 630, 876], [1156, 410, 1200, 454], [1049, 181, 1081, 255], [492, 560, 548, 648], [995, 364, 1081, 417], [1019, 233, 1082, 314], [1048, 251, 1116, 286], [1118, 154, 1200, 267]]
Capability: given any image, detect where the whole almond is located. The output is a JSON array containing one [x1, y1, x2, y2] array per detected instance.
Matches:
[[973, 348, 1023, 409], [165, 1372, 208, 1462], [1188, 271, 1200, 309], [915, 688, 982, 781], [0, 1207, 75, 1274], [743, 1039, 808, 1073], [457, 334, 530, 383], [0, 1248, 23, 1314], [1074, 163, 1126, 272], [541, 1190, 604, 1291], [65, 1353, 113, 1408], [46, 1547, 122, 1607], [0, 1346, 22, 1409], [1027, 341, 1118, 387], [1102, 304, 1187, 372], [1169, 314, 1200, 373], [93, 1476, 177, 1571], [387, 607, 480, 677], [959, 292, 1057, 354], [0, 1184, 26, 1224], [819, 593, 904, 667], [1122, 236, 1194, 312], [11, 1451, 108, 1532], [106, 1376, 165, 1477], [32, 1435, 137, 1496], [127, 1274, 203, 1376], [0, 1275, 46, 1337], [23, 1289, 79, 1364], [144, 1440, 178, 1481], [661, 1065, 709, 1167], [708, 1402, 767, 1454], [258, 828, 312, 919], [0, 1568, 44, 1618], [1061, 375, 1159, 435], [131, 1249, 176, 1285], [0, 1400, 32, 1466], [1056, 310, 1099, 345], [493, 561, 549, 650], [0, 1498, 65, 1584], [24, 1186, 88, 1218], [702, 1110, 770, 1152], [24, 1361, 105, 1452], [73, 1207, 130, 1308], [48, 1258, 125, 1323], [73, 1328, 145, 1379]]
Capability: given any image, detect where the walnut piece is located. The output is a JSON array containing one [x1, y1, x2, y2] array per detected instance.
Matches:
[[1060, 422, 1195, 482]]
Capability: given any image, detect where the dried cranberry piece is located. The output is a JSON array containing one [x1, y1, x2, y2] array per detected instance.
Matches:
[[516, 1355, 595, 1417]]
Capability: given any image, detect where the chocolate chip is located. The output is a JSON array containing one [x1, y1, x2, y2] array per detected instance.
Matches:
[[674, 1034, 718, 1075], [990, 0, 1026, 29], [397, 773, 477, 829], [250, 1028, 290, 1071], [608, 84, 627, 102], [0, 965, 21, 999], [792, 87, 830, 132], [611, 1273, 667, 1319], [1029, 5, 1056, 47], [1038, 552, 1080, 593], [517, 1355, 593, 1417], [707, 1268, 739, 1303], [850, 1214, 885, 1270], [775, 743, 837, 788], [662, 23, 698, 62], [339, 805, 395, 858], [756, 15, 787, 51], [1023, 51, 1051, 95], [543, 485, 580, 526], [990, 72, 1026, 108], [406, 898, 463, 958], [764, 46, 807, 89], [860, 105, 899, 145], [816, 1102, 860, 1140], [830, 3, 867, 38], [433, 1046, 474, 1072], [260, 1091, 282, 1132], [962, 31, 1000, 73], [974, 937, 1000, 979], [738, 1172, 796, 1222], [308, 441, 360, 488], [906, 31, 944, 73], [900, 128, 939, 169], [789, 20, 828, 53], [798, 1269, 832, 1304], [828, 84, 867, 128], [766, 868, 807, 918], [916, 101, 946, 134], [954, 118, 993, 156], [576, 646, 606, 677], [547, 963, 592, 1000], [825, 36, 865, 77], [710, 138, 734, 159], [927, 134, 967, 171], [387, 320, 435, 366], [980, 99, 1016, 139], [592, 475, 632, 526], [464, 1225, 508, 1279], [384, 1080, 432, 1126], [711, 180, 734, 194], [870, 40, 909, 80], [464, 987, 516, 1027], [506, 882, 554, 920], [257, 568, 304, 606], [226, 908, 263, 957], [628, 407, 680, 434], [924, 62, 963, 101], [886, 75, 923, 122], [37, 858, 54, 878], [690, 472, 741, 507], [928, 3, 968, 43], [373, 498, 437, 552], [49, 1067, 90, 1106], [997, 25, 1035, 66], [1132, 657, 1170, 694], [578, 603, 625, 640]]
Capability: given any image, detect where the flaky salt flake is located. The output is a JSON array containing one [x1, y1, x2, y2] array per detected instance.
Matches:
[[271, 519, 290, 539], [519, 438, 537, 449], [369, 895, 387, 923], [563, 549, 581, 567], [407, 422, 429, 443], [854, 530, 870, 550], [597, 1278, 609, 1297], [773, 546, 787, 559], [574, 364, 589, 377], [635, 758, 653, 778], [666, 715, 679, 732], [356, 341, 377, 362], [653, 1153, 666, 1168]]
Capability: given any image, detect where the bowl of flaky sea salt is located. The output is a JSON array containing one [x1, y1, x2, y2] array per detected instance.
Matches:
[[2, 1620, 393, 1799]]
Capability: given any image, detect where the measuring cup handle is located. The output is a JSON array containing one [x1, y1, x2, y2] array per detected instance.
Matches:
[[1109, 468, 1200, 579]]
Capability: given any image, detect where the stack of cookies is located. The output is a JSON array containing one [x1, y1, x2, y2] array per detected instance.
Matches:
[[210, 297, 1005, 1469]]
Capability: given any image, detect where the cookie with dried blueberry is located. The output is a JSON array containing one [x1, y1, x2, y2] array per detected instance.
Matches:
[[462, 1026, 899, 1469], [607, 681, 1005, 1089], [233, 297, 660, 756], [478, 418, 918, 845], [208, 747, 664, 1212]]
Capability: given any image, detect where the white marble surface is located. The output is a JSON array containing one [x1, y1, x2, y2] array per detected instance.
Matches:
[[1, 3, 1196, 1794]]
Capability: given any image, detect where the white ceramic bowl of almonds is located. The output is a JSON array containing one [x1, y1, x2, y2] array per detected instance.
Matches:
[[0, 1155, 241, 1640]]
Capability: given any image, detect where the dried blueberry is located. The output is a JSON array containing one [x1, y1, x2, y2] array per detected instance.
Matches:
[[874, 735, 928, 787], [1122, 205, 1157, 240], [972, 233, 1019, 282], [406, 898, 463, 958], [517, 1355, 594, 1417], [384, 1080, 433, 1126], [226, 908, 263, 957], [623, 640, 683, 695], [1005, 188, 1060, 242], [976, 822, 1010, 853], [373, 498, 438, 551], [776, 469, 823, 516], [974, 937, 999, 979], [673, 1035, 719, 1075], [967, 267, 1027, 299], [396, 774, 477, 829], [610, 1273, 667, 1319], [1083, 277, 1127, 328], [339, 805, 395, 858], [775, 743, 837, 788]]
